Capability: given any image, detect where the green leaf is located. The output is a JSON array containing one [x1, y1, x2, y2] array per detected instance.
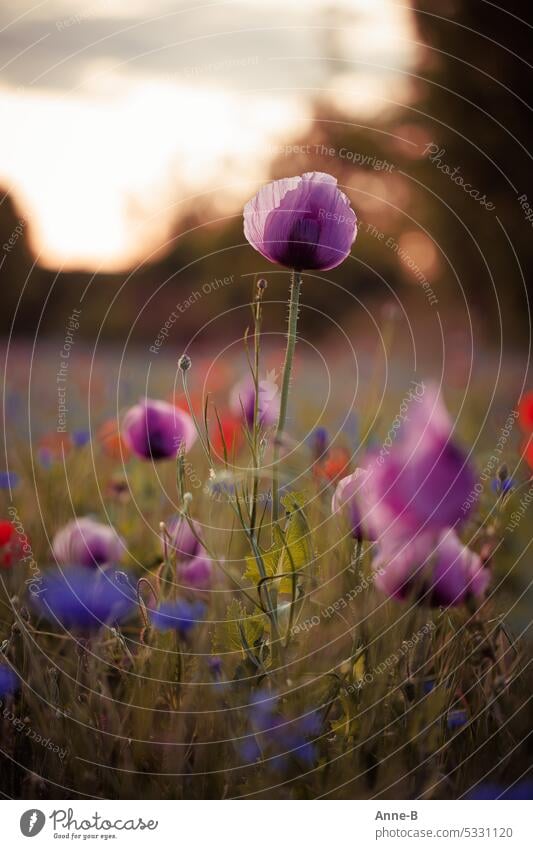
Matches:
[[243, 492, 314, 593], [212, 598, 265, 658], [280, 490, 309, 512]]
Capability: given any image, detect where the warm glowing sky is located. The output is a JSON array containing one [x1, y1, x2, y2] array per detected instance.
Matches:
[[0, 0, 416, 270]]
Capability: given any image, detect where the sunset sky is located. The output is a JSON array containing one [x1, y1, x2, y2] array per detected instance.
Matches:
[[0, 0, 416, 270]]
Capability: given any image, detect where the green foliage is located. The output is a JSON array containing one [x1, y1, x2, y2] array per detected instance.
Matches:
[[244, 491, 314, 593]]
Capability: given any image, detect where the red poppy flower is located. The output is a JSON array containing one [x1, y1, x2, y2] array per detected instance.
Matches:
[[0, 521, 14, 547], [211, 414, 243, 456], [38, 431, 71, 459], [522, 435, 533, 471], [0, 521, 27, 569], [97, 419, 131, 461], [314, 447, 351, 484], [519, 391, 533, 432]]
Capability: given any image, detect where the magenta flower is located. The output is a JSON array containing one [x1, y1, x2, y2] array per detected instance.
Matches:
[[122, 399, 196, 461], [331, 468, 376, 541], [164, 516, 213, 589], [230, 373, 280, 427], [178, 553, 213, 590], [52, 517, 125, 568], [244, 172, 357, 271], [368, 384, 475, 537], [165, 516, 203, 560], [373, 529, 489, 607]]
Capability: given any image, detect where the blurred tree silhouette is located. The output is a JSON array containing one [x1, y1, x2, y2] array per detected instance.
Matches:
[[1, 1, 531, 349]]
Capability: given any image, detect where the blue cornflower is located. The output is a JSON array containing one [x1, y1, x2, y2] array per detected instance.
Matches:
[[239, 738, 261, 764], [0, 471, 19, 490], [246, 689, 321, 772], [309, 427, 329, 459], [208, 656, 223, 678], [72, 430, 91, 448], [38, 448, 54, 469], [0, 664, 19, 696], [491, 477, 514, 495], [250, 689, 279, 732], [467, 780, 533, 800], [447, 708, 468, 730], [33, 566, 135, 630], [150, 600, 205, 638]]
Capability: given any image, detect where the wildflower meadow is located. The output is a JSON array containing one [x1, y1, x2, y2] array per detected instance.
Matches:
[[1, 170, 532, 806]]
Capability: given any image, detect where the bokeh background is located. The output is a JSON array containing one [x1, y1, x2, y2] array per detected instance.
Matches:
[[1, 0, 532, 465], [2, 0, 532, 335]]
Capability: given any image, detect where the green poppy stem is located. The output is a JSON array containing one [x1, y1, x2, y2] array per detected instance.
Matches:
[[272, 270, 302, 525]]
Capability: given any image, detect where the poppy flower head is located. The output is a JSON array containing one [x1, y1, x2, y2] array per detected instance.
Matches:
[[52, 517, 125, 568], [518, 390, 533, 432], [230, 373, 280, 428], [244, 172, 357, 271], [122, 399, 197, 461], [0, 520, 28, 569]]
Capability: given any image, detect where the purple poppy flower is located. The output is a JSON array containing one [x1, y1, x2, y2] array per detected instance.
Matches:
[[244, 172, 357, 271], [230, 374, 280, 428], [122, 399, 196, 461], [178, 553, 213, 590], [52, 517, 125, 568], [33, 566, 135, 630], [368, 384, 475, 537], [150, 599, 205, 638], [163, 517, 213, 589], [0, 664, 19, 696], [331, 467, 376, 541], [373, 528, 489, 607], [165, 516, 203, 560]]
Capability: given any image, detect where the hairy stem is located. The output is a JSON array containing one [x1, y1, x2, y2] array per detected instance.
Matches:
[[272, 271, 302, 524]]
